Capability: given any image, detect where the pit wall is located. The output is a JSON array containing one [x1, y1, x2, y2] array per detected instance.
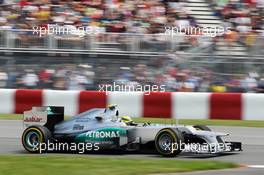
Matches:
[[0, 89, 263, 120]]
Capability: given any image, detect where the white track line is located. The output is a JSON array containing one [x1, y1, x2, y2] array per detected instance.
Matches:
[[247, 165, 264, 168]]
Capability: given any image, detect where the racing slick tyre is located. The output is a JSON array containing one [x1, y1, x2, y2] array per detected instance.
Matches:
[[193, 125, 211, 131], [22, 125, 52, 153], [155, 128, 184, 157]]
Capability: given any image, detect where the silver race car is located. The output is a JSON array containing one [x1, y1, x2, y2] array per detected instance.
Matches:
[[22, 105, 242, 156]]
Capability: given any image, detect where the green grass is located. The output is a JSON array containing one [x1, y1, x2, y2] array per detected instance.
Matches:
[[0, 114, 263, 127], [0, 114, 23, 120], [0, 155, 238, 175]]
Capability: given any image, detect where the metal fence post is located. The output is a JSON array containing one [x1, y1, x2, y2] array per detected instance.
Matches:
[[131, 34, 139, 52], [47, 33, 57, 49], [5, 30, 14, 48]]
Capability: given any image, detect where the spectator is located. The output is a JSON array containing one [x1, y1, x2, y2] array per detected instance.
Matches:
[[22, 69, 39, 89], [0, 69, 8, 88]]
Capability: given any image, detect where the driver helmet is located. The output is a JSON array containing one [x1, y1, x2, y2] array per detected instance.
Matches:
[[121, 116, 133, 124]]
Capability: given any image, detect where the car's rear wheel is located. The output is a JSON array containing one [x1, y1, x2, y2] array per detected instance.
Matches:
[[155, 129, 184, 157], [22, 126, 51, 153]]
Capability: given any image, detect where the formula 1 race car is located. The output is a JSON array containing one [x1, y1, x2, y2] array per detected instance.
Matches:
[[22, 105, 242, 157]]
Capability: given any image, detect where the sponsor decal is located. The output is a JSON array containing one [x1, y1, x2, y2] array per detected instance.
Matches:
[[24, 114, 43, 123], [85, 131, 120, 138], [76, 118, 91, 122], [75, 128, 127, 143], [73, 124, 84, 131], [23, 110, 47, 127]]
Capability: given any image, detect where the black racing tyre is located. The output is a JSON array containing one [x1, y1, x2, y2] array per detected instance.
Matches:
[[22, 125, 52, 153], [193, 125, 211, 131], [155, 128, 184, 157]]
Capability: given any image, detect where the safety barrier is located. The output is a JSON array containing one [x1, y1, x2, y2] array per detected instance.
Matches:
[[0, 89, 263, 120]]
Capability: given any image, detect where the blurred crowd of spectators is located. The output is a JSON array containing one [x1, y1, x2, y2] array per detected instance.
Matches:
[[0, 0, 197, 34], [0, 0, 262, 35], [0, 0, 264, 93], [0, 0, 263, 52], [0, 65, 95, 90], [0, 0, 199, 51], [1, 60, 264, 93], [210, 0, 264, 48]]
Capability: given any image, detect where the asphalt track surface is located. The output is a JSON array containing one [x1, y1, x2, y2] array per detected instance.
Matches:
[[0, 120, 264, 175]]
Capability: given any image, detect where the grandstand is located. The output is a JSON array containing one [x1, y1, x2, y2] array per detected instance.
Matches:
[[0, 0, 263, 92]]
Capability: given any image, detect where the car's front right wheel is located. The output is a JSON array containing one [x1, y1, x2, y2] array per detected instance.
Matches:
[[155, 128, 184, 157]]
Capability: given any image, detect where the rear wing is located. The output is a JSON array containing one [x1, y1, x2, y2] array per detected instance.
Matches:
[[23, 106, 64, 132]]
